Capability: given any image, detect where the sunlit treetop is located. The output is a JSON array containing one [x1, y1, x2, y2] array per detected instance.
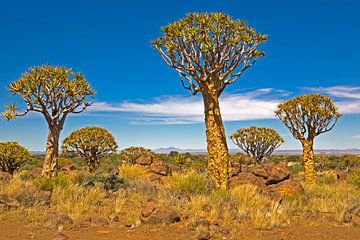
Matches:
[[231, 126, 284, 163], [3, 64, 95, 124], [275, 94, 341, 141], [153, 12, 267, 96]]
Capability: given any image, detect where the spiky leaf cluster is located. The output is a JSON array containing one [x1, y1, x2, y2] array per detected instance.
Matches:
[[231, 126, 284, 163], [0, 142, 31, 175], [173, 153, 191, 169], [3, 64, 95, 125], [119, 146, 155, 164], [275, 94, 341, 141], [153, 12, 267, 96], [62, 126, 117, 172]]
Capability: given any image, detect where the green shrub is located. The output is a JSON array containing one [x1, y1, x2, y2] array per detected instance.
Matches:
[[169, 170, 209, 195], [33, 175, 70, 192], [347, 170, 360, 189]]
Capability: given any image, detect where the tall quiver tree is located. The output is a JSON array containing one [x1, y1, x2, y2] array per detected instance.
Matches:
[[153, 13, 267, 189], [275, 94, 341, 185], [3, 65, 95, 177]]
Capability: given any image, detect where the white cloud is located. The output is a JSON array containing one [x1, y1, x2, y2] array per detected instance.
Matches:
[[89, 89, 281, 124], [88, 85, 360, 125], [352, 135, 360, 139], [306, 85, 360, 114]]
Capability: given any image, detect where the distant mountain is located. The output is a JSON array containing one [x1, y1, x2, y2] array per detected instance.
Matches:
[[30, 151, 45, 155], [153, 147, 360, 155]]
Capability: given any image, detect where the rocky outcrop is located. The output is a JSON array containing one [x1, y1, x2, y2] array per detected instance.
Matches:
[[150, 160, 171, 176], [229, 161, 303, 201], [136, 155, 153, 166]]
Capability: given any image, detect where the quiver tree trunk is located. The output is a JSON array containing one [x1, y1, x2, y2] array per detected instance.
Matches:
[[203, 92, 230, 189], [42, 126, 60, 177], [301, 140, 315, 186]]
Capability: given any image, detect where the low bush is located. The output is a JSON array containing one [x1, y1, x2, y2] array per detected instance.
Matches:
[[33, 174, 71, 192], [168, 170, 209, 195], [347, 170, 360, 189]]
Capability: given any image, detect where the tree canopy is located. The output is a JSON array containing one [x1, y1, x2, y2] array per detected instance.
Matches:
[[275, 94, 341, 142], [3, 64, 95, 124], [62, 126, 118, 172], [0, 142, 31, 175], [231, 126, 284, 163], [153, 12, 267, 96]]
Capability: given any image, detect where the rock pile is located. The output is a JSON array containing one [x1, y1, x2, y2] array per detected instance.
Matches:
[[134, 155, 172, 182], [230, 161, 304, 201], [140, 205, 181, 224]]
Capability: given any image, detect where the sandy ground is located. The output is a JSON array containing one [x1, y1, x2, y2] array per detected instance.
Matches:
[[1, 219, 360, 240]]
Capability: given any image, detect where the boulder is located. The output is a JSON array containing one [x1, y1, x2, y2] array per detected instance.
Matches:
[[136, 155, 153, 166], [0, 194, 20, 209], [16, 187, 51, 207], [229, 172, 266, 189], [0, 171, 12, 182], [266, 162, 290, 185], [46, 214, 73, 228], [250, 162, 290, 185], [140, 205, 181, 224], [268, 179, 304, 197], [197, 230, 211, 240], [150, 160, 171, 176], [90, 217, 109, 227], [187, 219, 210, 231]]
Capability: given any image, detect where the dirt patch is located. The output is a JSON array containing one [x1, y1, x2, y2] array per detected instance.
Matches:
[[1, 219, 360, 240]]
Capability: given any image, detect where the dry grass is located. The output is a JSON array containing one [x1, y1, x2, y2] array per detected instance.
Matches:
[[1, 167, 360, 230], [118, 163, 149, 181]]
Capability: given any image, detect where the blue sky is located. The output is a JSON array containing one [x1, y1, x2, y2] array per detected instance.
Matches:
[[0, 0, 359, 151]]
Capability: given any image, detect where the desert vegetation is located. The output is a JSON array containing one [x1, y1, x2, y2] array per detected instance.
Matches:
[[0, 11, 359, 240]]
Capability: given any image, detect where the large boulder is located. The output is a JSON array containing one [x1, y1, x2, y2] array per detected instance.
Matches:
[[16, 186, 51, 207], [268, 179, 304, 197], [229, 172, 266, 189], [150, 160, 171, 176], [250, 161, 290, 185], [136, 155, 153, 166], [140, 205, 181, 224], [45, 214, 73, 228]]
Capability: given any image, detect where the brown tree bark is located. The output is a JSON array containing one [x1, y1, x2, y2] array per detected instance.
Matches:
[[42, 126, 60, 177], [301, 140, 316, 186], [203, 92, 230, 189]]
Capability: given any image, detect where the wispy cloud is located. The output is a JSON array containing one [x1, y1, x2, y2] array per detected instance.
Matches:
[[306, 85, 360, 114], [89, 89, 282, 124], [352, 135, 360, 139], [88, 85, 360, 125]]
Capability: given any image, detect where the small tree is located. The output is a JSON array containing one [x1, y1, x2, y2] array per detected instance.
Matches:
[[119, 146, 154, 164], [3, 65, 95, 177], [173, 153, 191, 170], [0, 142, 31, 175], [275, 94, 341, 185], [230, 126, 284, 163], [153, 13, 267, 189], [62, 126, 118, 173]]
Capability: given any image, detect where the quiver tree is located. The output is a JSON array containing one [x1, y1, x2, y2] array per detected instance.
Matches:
[[119, 146, 155, 164], [275, 94, 341, 185], [0, 142, 31, 175], [3, 65, 95, 177], [230, 126, 284, 163], [173, 153, 191, 170], [62, 126, 118, 173], [153, 13, 267, 189]]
